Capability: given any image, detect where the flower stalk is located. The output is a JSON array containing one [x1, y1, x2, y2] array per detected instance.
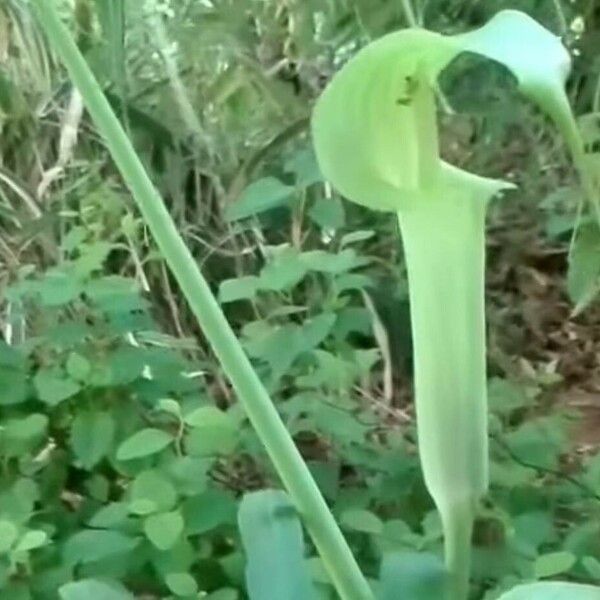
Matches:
[[398, 182, 490, 599]]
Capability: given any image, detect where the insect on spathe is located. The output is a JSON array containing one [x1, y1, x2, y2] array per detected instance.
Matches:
[[396, 75, 419, 106]]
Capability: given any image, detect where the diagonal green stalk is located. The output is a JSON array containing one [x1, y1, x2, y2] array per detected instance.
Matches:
[[398, 188, 489, 600], [31, 3, 373, 599]]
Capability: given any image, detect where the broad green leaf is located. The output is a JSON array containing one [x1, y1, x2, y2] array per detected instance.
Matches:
[[34, 368, 81, 406], [534, 551, 577, 579], [158, 398, 182, 418], [340, 230, 375, 247], [38, 270, 82, 306], [226, 177, 294, 221], [88, 503, 130, 528], [0, 367, 27, 405], [377, 552, 447, 600], [0, 343, 27, 405], [144, 510, 184, 550], [340, 509, 383, 535], [14, 530, 47, 552], [285, 148, 323, 187], [184, 405, 234, 428], [63, 530, 138, 566], [0, 479, 38, 525], [66, 352, 92, 381], [59, 578, 134, 600], [1, 414, 48, 457], [184, 406, 237, 457], [129, 469, 178, 515], [309, 196, 345, 230], [165, 456, 211, 496], [219, 276, 260, 303], [583, 556, 600, 579], [300, 249, 370, 274], [182, 490, 237, 535], [498, 582, 600, 600], [150, 539, 195, 577], [165, 573, 198, 597], [205, 590, 239, 600], [93, 0, 126, 94], [567, 223, 600, 314], [116, 428, 173, 461], [71, 410, 115, 469], [259, 247, 308, 291], [238, 490, 314, 600], [0, 520, 18, 553]]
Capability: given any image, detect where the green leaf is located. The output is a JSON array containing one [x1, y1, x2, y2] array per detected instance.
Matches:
[[59, 579, 134, 600], [259, 247, 308, 291], [340, 509, 383, 534], [1, 414, 48, 457], [183, 406, 237, 456], [88, 503, 130, 528], [0, 343, 27, 405], [144, 510, 184, 550], [0, 367, 27, 405], [309, 196, 345, 230], [226, 177, 294, 221], [238, 490, 314, 600], [158, 398, 182, 418], [377, 552, 447, 600], [71, 410, 115, 469], [300, 249, 369, 274], [182, 490, 237, 535], [340, 230, 375, 247], [34, 368, 81, 406], [14, 530, 47, 552], [129, 469, 177, 515], [498, 582, 600, 600], [38, 270, 82, 306], [63, 530, 138, 565], [184, 406, 232, 428], [219, 276, 260, 303], [165, 573, 198, 597], [534, 551, 577, 579], [66, 352, 92, 381], [583, 556, 600, 579], [93, 0, 126, 93], [0, 520, 18, 553], [116, 428, 173, 461], [184, 406, 238, 457], [285, 148, 323, 187], [204, 590, 239, 600], [567, 223, 600, 314]]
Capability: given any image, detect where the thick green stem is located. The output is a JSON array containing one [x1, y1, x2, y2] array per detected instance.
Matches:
[[397, 188, 489, 600], [444, 502, 475, 600], [32, 3, 373, 599]]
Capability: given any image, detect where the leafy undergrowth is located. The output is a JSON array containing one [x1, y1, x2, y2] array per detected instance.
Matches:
[[1, 227, 600, 599]]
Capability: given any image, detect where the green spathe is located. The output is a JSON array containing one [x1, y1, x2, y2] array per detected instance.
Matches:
[[312, 10, 571, 213], [312, 10, 578, 600]]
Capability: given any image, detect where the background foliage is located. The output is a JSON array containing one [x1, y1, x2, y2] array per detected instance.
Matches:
[[1, 0, 600, 598]]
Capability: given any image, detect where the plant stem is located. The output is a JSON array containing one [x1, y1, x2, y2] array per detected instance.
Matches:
[[397, 185, 489, 600], [444, 502, 475, 600], [32, 3, 373, 599]]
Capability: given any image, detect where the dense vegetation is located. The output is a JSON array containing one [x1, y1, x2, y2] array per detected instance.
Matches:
[[1, 1, 600, 599]]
